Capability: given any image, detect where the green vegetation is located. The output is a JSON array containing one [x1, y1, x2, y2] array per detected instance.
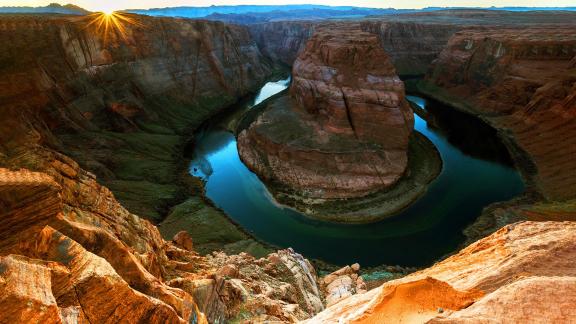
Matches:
[[160, 197, 271, 257]]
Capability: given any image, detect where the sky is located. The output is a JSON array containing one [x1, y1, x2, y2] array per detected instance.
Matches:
[[1, 0, 574, 13]]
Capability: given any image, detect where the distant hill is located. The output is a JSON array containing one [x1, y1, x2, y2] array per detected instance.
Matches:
[[126, 5, 576, 24], [0, 3, 89, 15], [126, 5, 412, 20]]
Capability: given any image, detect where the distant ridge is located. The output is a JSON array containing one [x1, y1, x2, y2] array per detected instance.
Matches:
[[126, 5, 576, 23], [125, 5, 410, 19], [0, 3, 89, 15]]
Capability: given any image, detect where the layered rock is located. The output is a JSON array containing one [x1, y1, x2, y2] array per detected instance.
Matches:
[[0, 13, 274, 253], [250, 11, 576, 76], [420, 27, 576, 202], [239, 25, 414, 200], [307, 221, 576, 323], [249, 21, 316, 65], [0, 167, 325, 322], [0, 13, 272, 222], [360, 21, 460, 76]]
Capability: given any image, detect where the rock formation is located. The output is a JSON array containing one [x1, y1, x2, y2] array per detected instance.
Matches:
[[0, 167, 325, 323], [250, 11, 576, 76], [238, 25, 414, 200], [320, 263, 367, 307], [249, 21, 316, 66], [420, 27, 576, 201], [307, 221, 576, 323]]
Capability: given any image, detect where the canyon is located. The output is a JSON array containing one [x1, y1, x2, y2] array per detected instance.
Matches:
[[0, 8, 575, 324]]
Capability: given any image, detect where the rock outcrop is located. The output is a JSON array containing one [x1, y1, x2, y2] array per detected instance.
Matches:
[[320, 263, 366, 307], [420, 27, 576, 202], [238, 25, 414, 200], [359, 21, 460, 76], [0, 167, 324, 322], [250, 11, 576, 76], [307, 221, 576, 323]]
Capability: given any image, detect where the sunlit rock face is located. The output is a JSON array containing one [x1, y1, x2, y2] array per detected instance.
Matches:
[[420, 27, 576, 201], [239, 25, 413, 199], [307, 221, 576, 323]]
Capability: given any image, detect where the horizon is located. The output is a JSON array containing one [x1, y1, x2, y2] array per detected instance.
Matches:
[[1, 1, 575, 13]]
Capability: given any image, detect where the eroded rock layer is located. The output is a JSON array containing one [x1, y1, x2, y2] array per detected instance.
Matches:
[[0, 168, 325, 323], [239, 25, 414, 199]]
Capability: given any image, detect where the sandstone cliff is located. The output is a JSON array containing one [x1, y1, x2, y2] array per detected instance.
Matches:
[[307, 221, 576, 323], [249, 21, 316, 66], [250, 10, 576, 77], [238, 25, 414, 202], [420, 27, 576, 202], [359, 21, 460, 76], [249, 20, 457, 76], [0, 168, 325, 322]]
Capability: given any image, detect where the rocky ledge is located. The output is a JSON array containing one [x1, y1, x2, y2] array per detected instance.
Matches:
[[307, 221, 576, 323]]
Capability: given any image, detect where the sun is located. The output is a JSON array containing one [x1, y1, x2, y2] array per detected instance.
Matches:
[[83, 11, 143, 44], [101, 9, 115, 15]]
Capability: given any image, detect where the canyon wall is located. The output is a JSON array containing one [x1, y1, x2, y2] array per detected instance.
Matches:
[[238, 25, 414, 201], [0, 13, 272, 222], [250, 20, 459, 75], [0, 14, 329, 322], [420, 27, 576, 201], [2, 10, 576, 323], [0, 13, 279, 256], [359, 21, 460, 76], [249, 21, 316, 65]]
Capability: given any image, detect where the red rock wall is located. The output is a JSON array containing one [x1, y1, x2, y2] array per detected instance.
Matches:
[[421, 27, 576, 201], [250, 20, 459, 75], [249, 21, 316, 66], [360, 21, 460, 76]]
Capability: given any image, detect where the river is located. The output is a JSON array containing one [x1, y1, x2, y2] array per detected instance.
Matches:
[[189, 77, 524, 267]]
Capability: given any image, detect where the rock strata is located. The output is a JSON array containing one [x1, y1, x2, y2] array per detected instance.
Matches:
[[0, 167, 325, 323], [239, 25, 414, 200], [0, 14, 322, 323]]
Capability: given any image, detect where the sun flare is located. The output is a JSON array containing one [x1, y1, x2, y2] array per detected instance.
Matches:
[[83, 11, 143, 44]]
